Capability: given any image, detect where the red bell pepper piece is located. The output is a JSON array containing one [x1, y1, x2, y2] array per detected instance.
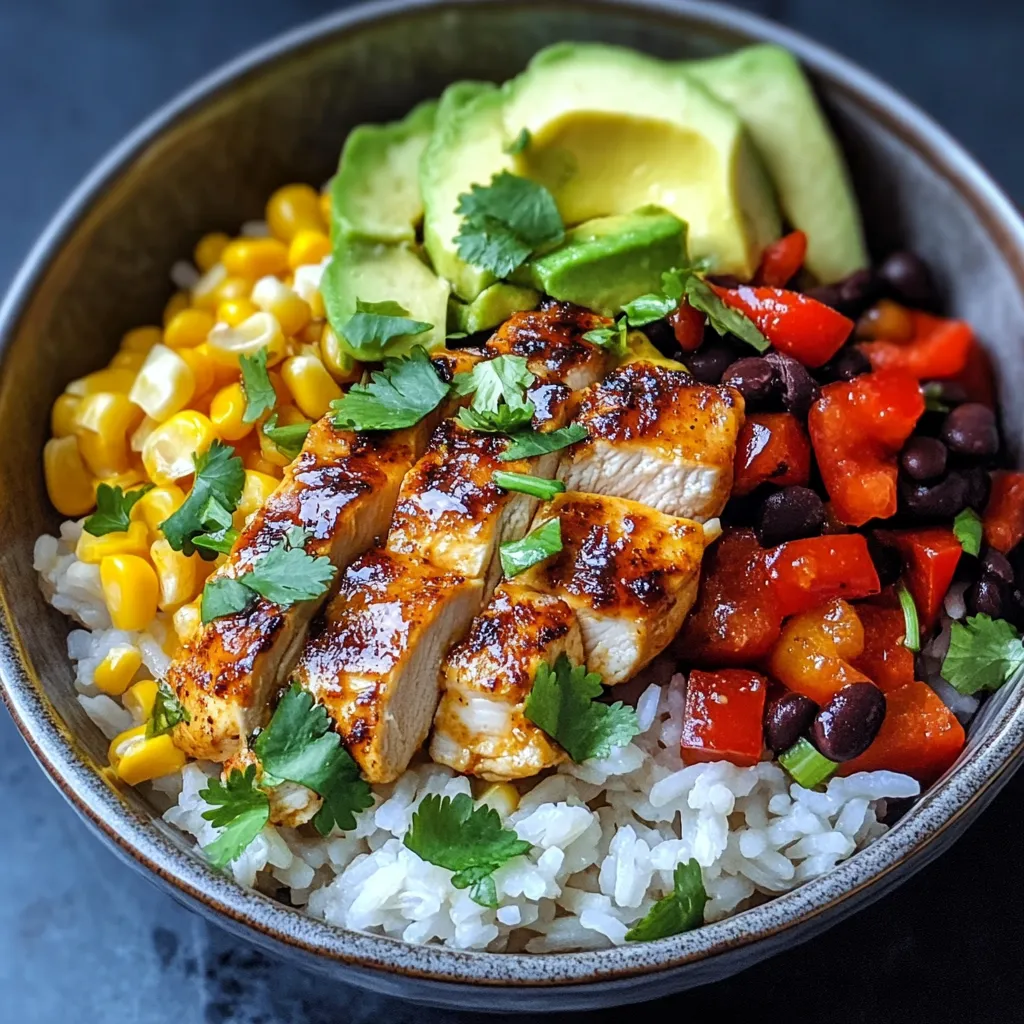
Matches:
[[681, 668, 768, 767], [668, 300, 706, 352], [838, 681, 965, 782], [950, 336, 996, 407], [678, 530, 781, 666], [983, 471, 1024, 554], [732, 412, 812, 496], [858, 311, 972, 380], [851, 604, 916, 693], [711, 284, 853, 367], [874, 527, 962, 628], [764, 534, 881, 618], [808, 370, 925, 526], [755, 231, 807, 288]]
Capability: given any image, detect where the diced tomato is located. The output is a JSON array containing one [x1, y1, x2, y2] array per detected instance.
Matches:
[[768, 598, 872, 704], [983, 471, 1024, 554], [949, 336, 996, 407], [839, 681, 965, 782], [681, 669, 768, 767], [711, 284, 853, 367], [755, 231, 808, 288], [851, 604, 915, 692], [858, 311, 972, 379], [677, 529, 781, 666], [668, 300, 706, 352], [732, 413, 812, 496], [808, 370, 925, 526], [764, 534, 881, 618], [873, 527, 962, 628]]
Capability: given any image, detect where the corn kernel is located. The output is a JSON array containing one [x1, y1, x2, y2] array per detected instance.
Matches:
[[233, 469, 278, 529], [250, 276, 312, 337], [291, 262, 326, 317], [76, 520, 150, 564], [131, 484, 185, 533], [51, 393, 80, 438], [163, 290, 191, 326], [243, 447, 284, 477], [173, 599, 202, 643], [209, 382, 254, 442], [128, 343, 196, 422], [74, 391, 142, 477], [319, 325, 361, 384], [221, 237, 289, 278], [216, 297, 260, 328], [177, 345, 216, 400], [94, 644, 143, 696], [109, 726, 186, 785], [141, 410, 215, 485], [44, 437, 95, 516], [108, 349, 146, 372], [476, 782, 520, 818], [319, 190, 332, 224], [287, 228, 331, 269], [207, 311, 285, 368], [121, 325, 163, 354], [193, 342, 241, 388], [164, 307, 214, 350], [214, 275, 253, 304], [281, 353, 341, 419], [150, 538, 199, 610], [100, 554, 159, 631], [194, 231, 230, 273], [190, 263, 228, 310], [65, 367, 137, 397], [123, 679, 159, 723], [266, 183, 325, 242], [299, 321, 324, 346]]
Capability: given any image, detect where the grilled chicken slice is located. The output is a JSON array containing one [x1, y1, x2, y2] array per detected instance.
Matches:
[[293, 550, 482, 783], [430, 584, 580, 780], [557, 361, 745, 523], [516, 491, 705, 684]]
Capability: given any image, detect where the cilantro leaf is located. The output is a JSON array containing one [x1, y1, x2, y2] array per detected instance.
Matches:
[[239, 348, 277, 423], [492, 470, 564, 500], [241, 526, 335, 605], [625, 860, 707, 942], [455, 172, 564, 277], [499, 517, 562, 577], [524, 652, 640, 762], [685, 276, 769, 353], [191, 527, 239, 557], [499, 424, 588, 461], [262, 414, 311, 460], [922, 382, 950, 413], [83, 482, 154, 537], [942, 614, 1024, 695], [504, 127, 531, 155], [583, 317, 629, 355], [160, 441, 245, 555], [403, 793, 531, 907], [452, 355, 535, 434], [199, 765, 270, 869], [331, 347, 449, 431], [313, 761, 375, 837], [622, 292, 678, 327], [457, 402, 535, 434], [341, 299, 432, 358], [146, 680, 191, 738], [201, 576, 256, 623], [954, 508, 983, 556]]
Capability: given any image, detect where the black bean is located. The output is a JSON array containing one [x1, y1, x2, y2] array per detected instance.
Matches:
[[765, 693, 819, 754], [878, 251, 937, 307], [900, 436, 948, 481], [900, 471, 970, 519], [962, 466, 992, 512], [836, 268, 880, 313], [966, 578, 1006, 619], [940, 403, 999, 457], [756, 486, 826, 547], [805, 283, 843, 309], [687, 339, 737, 385], [641, 319, 679, 358], [722, 356, 779, 403], [811, 683, 887, 762], [980, 548, 1015, 586], [764, 350, 820, 417], [868, 534, 904, 589], [707, 274, 742, 289], [819, 347, 871, 383]]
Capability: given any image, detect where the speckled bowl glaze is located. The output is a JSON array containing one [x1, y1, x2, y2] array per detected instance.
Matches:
[[0, 0, 1022, 1011]]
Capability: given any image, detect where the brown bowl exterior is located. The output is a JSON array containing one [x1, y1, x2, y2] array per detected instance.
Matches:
[[0, 0, 1022, 1011]]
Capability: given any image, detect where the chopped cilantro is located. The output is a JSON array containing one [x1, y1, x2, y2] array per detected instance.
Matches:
[[83, 482, 153, 537], [199, 765, 270, 869], [340, 299, 432, 360], [239, 348, 277, 423], [953, 508, 983, 556], [457, 403, 535, 434], [492, 470, 564, 500], [504, 127, 532, 155], [452, 354, 535, 434], [583, 317, 629, 355], [146, 680, 191, 738], [191, 527, 239, 557], [625, 860, 707, 942], [499, 517, 562, 577], [499, 424, 588, 461], [942, 614, 1024, 695], [524, 652, 640, 763], [262, 413, 311, 460], [684, 275, 769, 352], [201, 576, 257, 623], [403, 793, 531, 908], [622, 292, 678, 327]]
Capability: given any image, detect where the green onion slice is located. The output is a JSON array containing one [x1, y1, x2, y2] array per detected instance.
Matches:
[[492, 470, 565, 501], [897, 581, 921, 652], [778, 737, 838, 789]]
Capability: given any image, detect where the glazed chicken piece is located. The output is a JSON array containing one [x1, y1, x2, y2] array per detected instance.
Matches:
[[429, 584, 580, 779], [557, 361, 745, 523], [516, 492, 705, 684], [293, 550, 482, 783]]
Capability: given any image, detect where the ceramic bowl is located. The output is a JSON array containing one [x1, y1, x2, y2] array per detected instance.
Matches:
[[0, 0, 1021, 1012]]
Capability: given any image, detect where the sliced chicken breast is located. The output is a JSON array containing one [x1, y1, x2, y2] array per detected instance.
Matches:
[[293, 550, 482, 783], [557, 361, 745, 523], [516, 491, 705, 684], [430, 583, 580, 780]]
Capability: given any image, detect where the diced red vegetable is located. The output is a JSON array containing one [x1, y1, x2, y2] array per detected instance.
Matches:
[[681, 668, 768, 768], [873, 527, 962, 628], [808, 370, 925, 526], [838, 681, 965, 782], [950, 336, 996, 407], [851, 604, 916, 693], [755, 231, 807, 288], [711, 284, 853, 367], [764, 534, 881, 618], [983, 471, 1024, 554], [668, 300, 706, 352], [858, 311, 972, 379], [732, 413, 812, 496], [677, 530, 781, 666]]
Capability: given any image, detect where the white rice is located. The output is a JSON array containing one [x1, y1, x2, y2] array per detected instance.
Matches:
[[36, 519, 924, 952]]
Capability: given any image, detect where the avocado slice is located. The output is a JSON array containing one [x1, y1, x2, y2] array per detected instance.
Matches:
[[502, 43, 780, 280], [450, 282, 541, 335], [687, 45, 868, 284], [331, 100, 437, 244], [516, 206, 686, 316], [321, 241, 450, 361]]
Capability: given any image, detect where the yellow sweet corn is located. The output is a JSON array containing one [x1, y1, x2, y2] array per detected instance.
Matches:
[[120, 325, 163, 354], [250, 276, 311, 337], [130, 484, 185, 534], [100, 554, 159, 631], [216, 297, 260, 328], [164, 307, 215, 350], [319, 190, 331, 224], [108, 726, 186, 785], [74, 391, 142, 477], [243, 447, 284, 477], [108, 349, 147, 372], [163, 290, 191, 326], [476, 782, 520, 818], [193, 342, 242, 388], [266, 183, 325, 242], [221, 236, 289, 278], [122, 678, 159, 724], [178, 346, 216, 400], [281, 352, 341, 419], [127, 343, 196, 423], [150, 538, 199, 610], [209, 382, 254, 442], [172, 598, 202, 643], [193, 231, 230, 273], [98, 468, 149, 492], [233, 469, 278, 528], [206, 311, 285, 368], [141, 410, 215, 485], [319, 325, 361, 384], [50, 393, 80, 438], [93, 644, 143, 696], [76, 520, 150, 564], [287, 228, 331, 269], [65, 367, 137, 397], [213, 275, 253, 304], [190, 263, 228, 310], [44, 437, 95, 516]]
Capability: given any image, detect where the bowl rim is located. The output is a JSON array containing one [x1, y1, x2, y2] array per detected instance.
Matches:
[[1, 0, 1023, 992]]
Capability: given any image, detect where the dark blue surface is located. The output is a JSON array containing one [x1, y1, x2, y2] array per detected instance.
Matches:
[[1, 2, 1022, 1021]]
